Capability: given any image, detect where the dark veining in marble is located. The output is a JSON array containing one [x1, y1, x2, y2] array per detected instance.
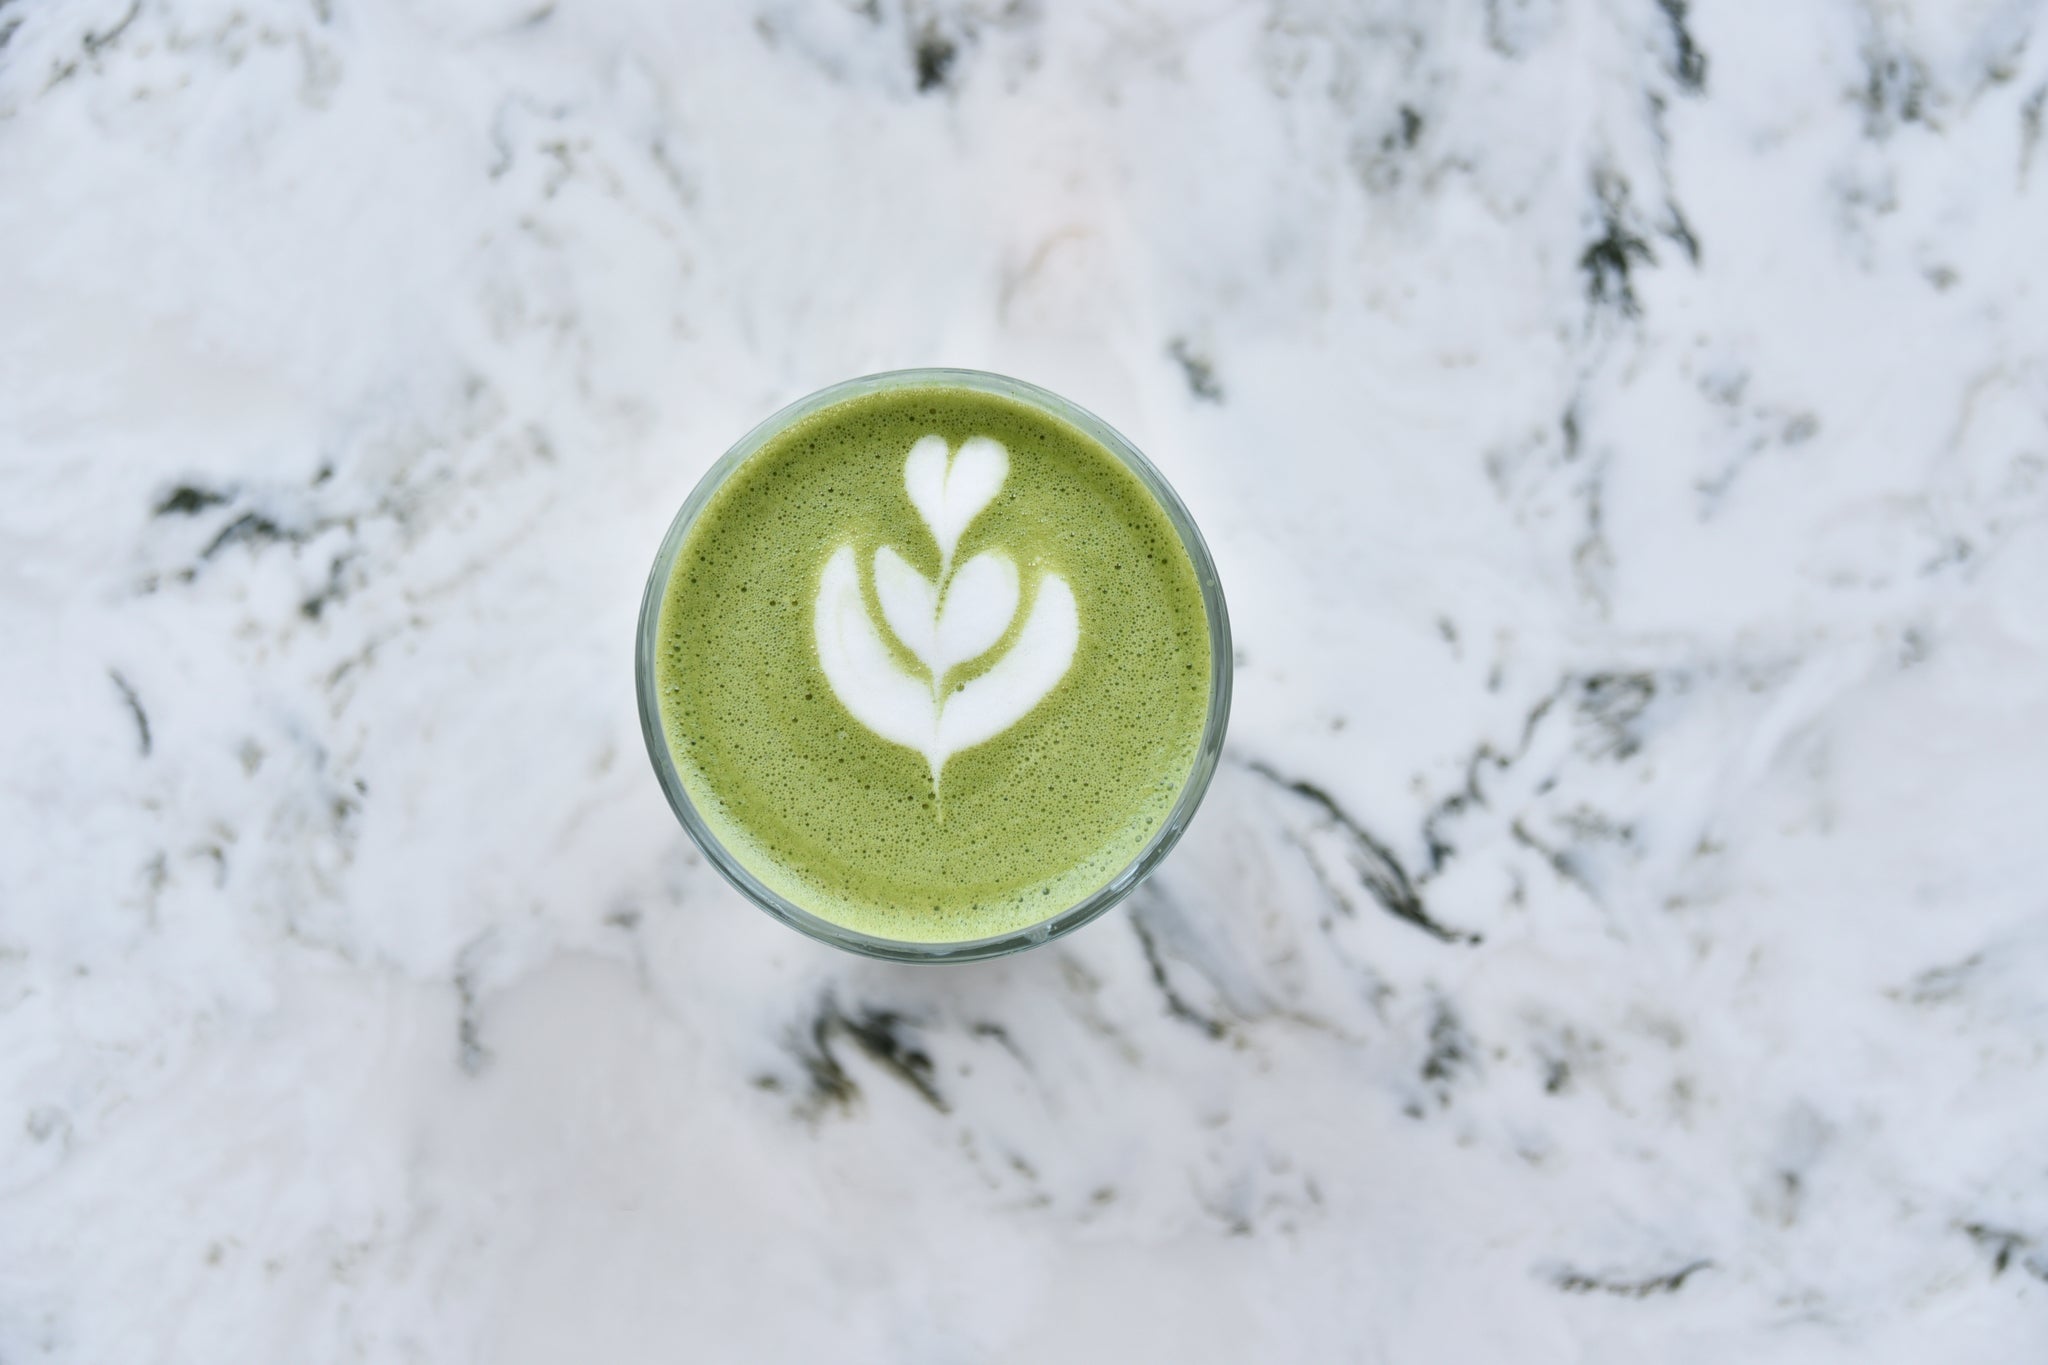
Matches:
[[1244, 757, 1479, 945], [453, 937, 494, 1077], [913, 25, 956, 93], [1960, 1223, 2048, 1282], [154, 484, 230, 518], [1510, 818, 1598, 901], [1418, 996, 1476, 1101], [2022, 84, 2045, 186], [1692, 371, 1825, 514], [1574, 468, 1613, 611], [38, 0, 141, 87], [1654, 0, 1706, 94], [1421, 684, 1564, 875], [1352, 102, 1428, 194], [1859, 37, 1930, 140], [1398, 103, 1423, 148], [139, 476, 393, 626], [788, 1011, 859, 1113], [1580, 170, 1655, 319], [1552, 1259, 1713, 1296], [1128, 902, 1229, 1040], [1576, 672, 1658, 761], [24, 1105, 71, 1145], [203, 511, 307, 561], [82, 0, 138, 57], [1957, 1227, 2039, 1285], [1890, 952, 1983, 1006], [1420, 664, 1672, 911], [108, 670, 150, 757], [1662, 201, 1700, 265], [968, 1019, 1030, 1070], [839, 1007, 946, 1110], [299, 554, 356, 621], [788, 998, 948, 1116], [1482, 0, 1554, 61], [1167, 337, 1225, 403]]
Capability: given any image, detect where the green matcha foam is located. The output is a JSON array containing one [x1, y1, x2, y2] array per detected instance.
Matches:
[[652, 381, 1213, 943]]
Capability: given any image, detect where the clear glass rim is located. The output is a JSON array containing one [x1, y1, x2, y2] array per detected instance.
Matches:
[[634, 368, 1233, 963]]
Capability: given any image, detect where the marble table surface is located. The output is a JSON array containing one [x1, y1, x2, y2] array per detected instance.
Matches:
[[5, 0, 2048, 1359]]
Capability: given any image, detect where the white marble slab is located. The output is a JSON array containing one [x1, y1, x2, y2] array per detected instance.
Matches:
[[3, 0, 2047, 1359]]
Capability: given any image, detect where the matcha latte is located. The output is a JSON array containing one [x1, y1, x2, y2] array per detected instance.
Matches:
[[637, 371, 1230, 959]]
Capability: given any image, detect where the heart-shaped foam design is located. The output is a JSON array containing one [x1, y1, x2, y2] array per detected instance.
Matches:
[[903, 434, 1007, 571], [815, 547, 1077, 781], [874, 546, 1019, 678], [813, 433, 1079, 787]]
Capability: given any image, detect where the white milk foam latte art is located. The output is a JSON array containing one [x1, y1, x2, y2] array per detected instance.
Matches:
[[813, 435, 1079, 787], [649, 376, 1218, 944]]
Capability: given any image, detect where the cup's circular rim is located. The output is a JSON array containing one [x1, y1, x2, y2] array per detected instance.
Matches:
[[634, 368, 1233, 962]]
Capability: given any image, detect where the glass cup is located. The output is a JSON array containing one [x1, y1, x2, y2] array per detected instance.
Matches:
[[635, 368, 1232, 962]]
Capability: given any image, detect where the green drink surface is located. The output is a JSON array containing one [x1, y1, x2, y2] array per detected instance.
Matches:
[[652, 383, 1212, 943]]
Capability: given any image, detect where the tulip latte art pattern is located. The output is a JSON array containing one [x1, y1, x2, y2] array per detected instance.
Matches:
[[815, 435, 1079, 785], [650, 381, 1214, 942]]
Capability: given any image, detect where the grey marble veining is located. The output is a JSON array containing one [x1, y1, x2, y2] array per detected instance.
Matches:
[[3, 0, 2047, 1359]]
